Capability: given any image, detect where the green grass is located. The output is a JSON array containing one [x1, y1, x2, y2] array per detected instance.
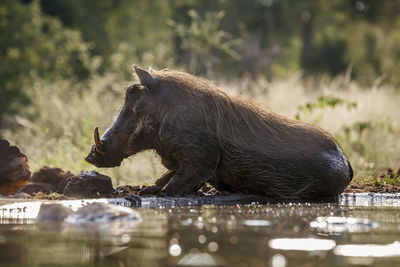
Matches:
[[2, 71, 400, 187]]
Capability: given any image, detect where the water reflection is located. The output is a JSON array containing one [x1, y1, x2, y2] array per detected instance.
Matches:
[[244, 219, 271, 226], [169, 244, 182, 256], [268, 238, 336, 251], [0, 199, 129, 220], [270, 254, 287, 267], [310, 216, 379, 233], [177, 252, 225, 266], [1, 193, 400, 266], [334, 241, 400, 257], [340, 193, 400, 207]]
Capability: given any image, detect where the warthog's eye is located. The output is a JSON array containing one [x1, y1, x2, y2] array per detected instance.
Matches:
[[126, 86, 135, 95], [128, 84, 147, 94], [142, 85, 151, 92], [126, 85, 144, 99]]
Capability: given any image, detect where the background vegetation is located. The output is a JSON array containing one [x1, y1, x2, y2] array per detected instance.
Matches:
[[1, 0, 399, 186]]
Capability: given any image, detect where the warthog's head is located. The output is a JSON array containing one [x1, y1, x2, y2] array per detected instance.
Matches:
[[85, 66, 158, 167]]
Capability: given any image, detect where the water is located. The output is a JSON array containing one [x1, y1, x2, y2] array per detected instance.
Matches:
[[1, 193, 400, 267]]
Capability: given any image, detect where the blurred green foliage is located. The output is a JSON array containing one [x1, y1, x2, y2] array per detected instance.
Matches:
[[295, 95, 357, 123], [1, 0, 400, 121], [0, 0, 95, 118]]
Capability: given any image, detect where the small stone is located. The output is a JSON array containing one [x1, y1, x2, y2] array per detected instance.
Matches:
[[63, 171, 113, 198]]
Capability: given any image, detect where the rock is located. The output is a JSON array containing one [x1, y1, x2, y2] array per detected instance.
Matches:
[[63, 171, 113, 198], [37, 203, 74, 222], [0, 139, 31, 196]]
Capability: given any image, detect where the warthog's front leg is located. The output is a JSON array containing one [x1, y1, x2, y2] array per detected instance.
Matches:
[[162, 163, 216, 196], [138, 171, 176, 195], [161, 145, 220, 196], [155, 171, 176, 188]]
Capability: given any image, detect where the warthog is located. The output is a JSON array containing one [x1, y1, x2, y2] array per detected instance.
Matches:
[[85, 66, 353, 200]]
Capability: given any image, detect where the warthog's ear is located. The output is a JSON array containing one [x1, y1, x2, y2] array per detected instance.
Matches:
[[134, 66, 157, 88]]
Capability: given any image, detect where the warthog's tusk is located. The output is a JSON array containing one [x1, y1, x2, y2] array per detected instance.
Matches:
[[94, 127, 105, 155]]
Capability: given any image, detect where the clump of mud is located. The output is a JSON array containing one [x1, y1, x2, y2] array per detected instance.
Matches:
[[111, 183, 228, 198], [0, 139, 30, 196], [112, 185, 143, 197]]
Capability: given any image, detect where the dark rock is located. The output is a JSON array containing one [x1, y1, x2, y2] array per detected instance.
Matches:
[[30, 166, 75, 193], [0, 139, 31, 196], [63, 171, 113, 198], [18, 182, 53, 195], [37, 203, 73, 222]]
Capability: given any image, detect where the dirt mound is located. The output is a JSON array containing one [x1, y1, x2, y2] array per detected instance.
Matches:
[[18, 166, 75, 195], [30, 166, 75, 193], [0, 139, 31, 195]]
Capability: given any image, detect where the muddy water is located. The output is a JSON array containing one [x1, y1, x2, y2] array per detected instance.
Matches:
[[1, 193, 400, 267]]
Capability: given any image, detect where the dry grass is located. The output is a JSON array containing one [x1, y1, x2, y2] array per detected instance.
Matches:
[[2, 72, 399, 186]]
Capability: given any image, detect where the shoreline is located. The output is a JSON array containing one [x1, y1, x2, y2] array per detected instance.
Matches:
[[344, 183, 400, 193]]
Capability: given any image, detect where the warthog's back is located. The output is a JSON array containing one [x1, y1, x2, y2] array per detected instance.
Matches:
[[150, 70, 352, 200]]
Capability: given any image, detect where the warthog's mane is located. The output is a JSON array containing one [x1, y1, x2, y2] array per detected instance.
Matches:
[[145, 70, 331, 145]]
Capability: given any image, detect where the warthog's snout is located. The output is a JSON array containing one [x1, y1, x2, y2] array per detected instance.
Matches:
[[84, 127, 124, 168]]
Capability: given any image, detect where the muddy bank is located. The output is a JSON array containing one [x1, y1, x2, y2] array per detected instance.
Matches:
[[345, 183, 400, 193], [1, 138, 399, 200], [10, 167, 400, 200], [345, 168, 400, 193], [10, 167, 400, 201]]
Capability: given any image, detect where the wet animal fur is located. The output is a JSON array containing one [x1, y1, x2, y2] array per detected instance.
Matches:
[[90, 67, 353, 200], [134, 69, 353, 200]]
